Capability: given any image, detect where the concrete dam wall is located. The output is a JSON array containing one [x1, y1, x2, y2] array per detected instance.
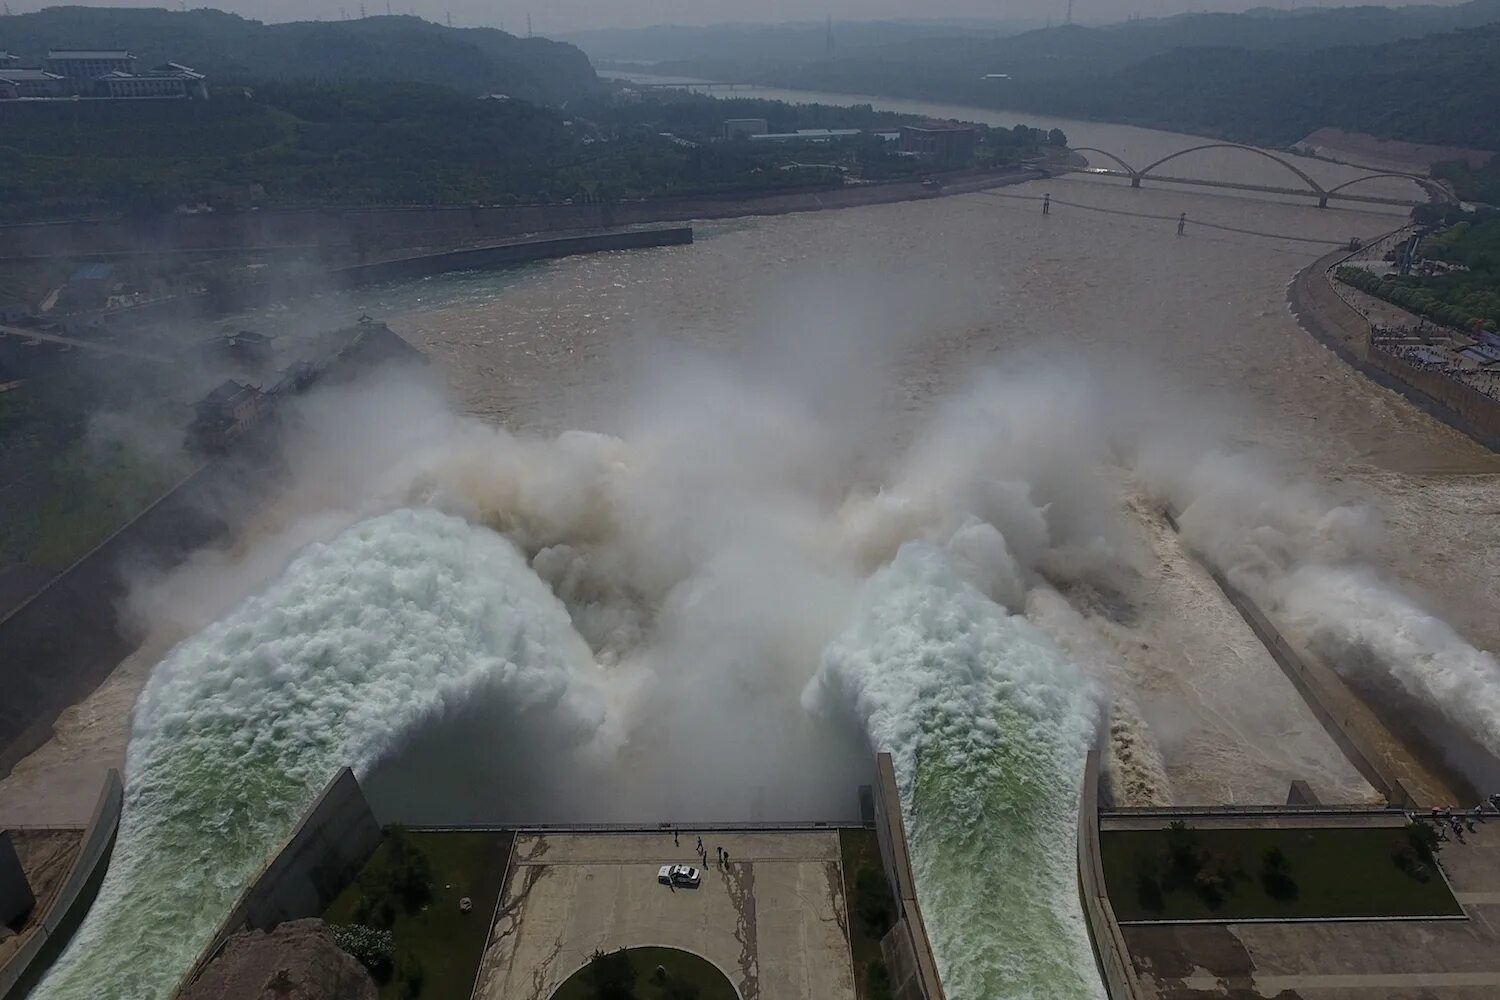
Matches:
[[0, 324, 427, 779]]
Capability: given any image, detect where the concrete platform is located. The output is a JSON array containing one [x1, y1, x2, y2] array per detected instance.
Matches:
[[472, 830, 857, 1000], [1123, 816, 1500, 999]]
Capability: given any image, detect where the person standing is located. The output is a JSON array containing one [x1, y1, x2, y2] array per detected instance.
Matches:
[[1042, 193, 1051, 215], [1177, 212, 1186, 236]]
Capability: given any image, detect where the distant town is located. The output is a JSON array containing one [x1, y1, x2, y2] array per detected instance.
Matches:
[[0, 48, 207, 101]]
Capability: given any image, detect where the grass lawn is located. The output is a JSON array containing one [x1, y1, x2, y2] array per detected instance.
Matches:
[[549, 946, 737, 1000], [325, 829, 514, 999], [1101, 825, 1462, 922], [840, 828, 896, 1000]]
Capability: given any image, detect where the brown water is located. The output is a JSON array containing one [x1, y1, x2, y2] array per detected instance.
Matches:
[[371, 95, 1498, 804], [4, 93, 1497, 820]]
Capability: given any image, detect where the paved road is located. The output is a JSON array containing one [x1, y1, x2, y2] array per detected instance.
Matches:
[[473, 831, 856, 1000], [0, 324, 171, 363]]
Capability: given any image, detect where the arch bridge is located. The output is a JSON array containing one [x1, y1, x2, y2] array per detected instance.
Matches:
[[1062, 143, 1450, 208]]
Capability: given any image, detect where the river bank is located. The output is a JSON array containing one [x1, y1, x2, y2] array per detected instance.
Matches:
[[0, 165, 1045, 263], [1288, 242, 1500, 454]]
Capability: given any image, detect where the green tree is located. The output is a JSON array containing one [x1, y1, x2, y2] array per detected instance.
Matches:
[[586, 948, 635, 1000]]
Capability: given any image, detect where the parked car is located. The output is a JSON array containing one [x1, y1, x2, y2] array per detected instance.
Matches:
[[669, 864, 701, 887], [658, 865, 673, 885]]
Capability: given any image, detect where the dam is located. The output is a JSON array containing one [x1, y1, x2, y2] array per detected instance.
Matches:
[[1, 87, 1497, 1000]]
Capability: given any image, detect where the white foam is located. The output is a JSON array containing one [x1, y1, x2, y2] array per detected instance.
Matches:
[[35, 507, 601, 1000], [1277, 564, 1500, 762], [807, 542, 1105, 1000]]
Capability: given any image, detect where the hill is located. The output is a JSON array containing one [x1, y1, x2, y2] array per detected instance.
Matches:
[[0, 7, 599, 106], [635, 2, 1500, 154]]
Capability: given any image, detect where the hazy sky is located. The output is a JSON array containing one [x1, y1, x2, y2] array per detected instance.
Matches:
[[3, 0, 1462, 33]]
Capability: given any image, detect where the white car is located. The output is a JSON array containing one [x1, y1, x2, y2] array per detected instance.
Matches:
[[658, 864, 701, 887]]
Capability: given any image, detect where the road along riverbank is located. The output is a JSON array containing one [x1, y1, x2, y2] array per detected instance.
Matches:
[[1289, 242, 1500, 454]]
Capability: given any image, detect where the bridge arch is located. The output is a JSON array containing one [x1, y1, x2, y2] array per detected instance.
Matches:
[[1136, 143, 1326, 195], [1324, 172, 1450, 203], [1070, 147, 1139, 176]]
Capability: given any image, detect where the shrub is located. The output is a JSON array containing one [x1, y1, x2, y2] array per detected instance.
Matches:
[[331, 923, 394, 983], [585, 948, 635, 1000], [1259, 847, 1299, 902]]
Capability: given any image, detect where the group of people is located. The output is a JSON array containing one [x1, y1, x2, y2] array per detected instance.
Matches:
[[1409, 798, 1500, 843], [672, 830, 732, 869]]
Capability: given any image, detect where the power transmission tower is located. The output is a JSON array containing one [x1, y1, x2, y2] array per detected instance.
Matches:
[[386, 1, 391, 14], [359, 3, 367, 18], [527, 13, 533, 37], [447, 10, 453, 26], [1066, 0, 1074, 24], [825, 15, 833, 57]]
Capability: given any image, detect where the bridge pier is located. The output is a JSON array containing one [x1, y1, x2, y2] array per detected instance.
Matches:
[[1130, 176, 1141, 188], [1318, 195, 1328, 208]]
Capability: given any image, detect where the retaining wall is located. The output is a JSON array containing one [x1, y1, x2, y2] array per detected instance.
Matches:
[[871, 753, 945, 1000], [1076, 747, 1142, 1000], [0, 167, 1041, 262], [0, 455, 247, 778], [0, 325, 426, 780], [0, 770, 123, 1000], [1162, 508, 1449, 808], [1290, 248, 1500, 454], [174, 768, 382, 996]]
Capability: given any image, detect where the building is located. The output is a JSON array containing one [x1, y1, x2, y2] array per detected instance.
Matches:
[[748, 128, 862, 144], [189, 380, 266, 450], [0, 52, 19, 68], [92, 63, 207, 100], [45, 49, 136, 81], [0, 68, 67, 99], [58, 263, 115, 311], [900, 124, 979, 166], [723, 117, 769, 139]]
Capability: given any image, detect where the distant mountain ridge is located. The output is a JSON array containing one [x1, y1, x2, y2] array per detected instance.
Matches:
[[618, 0, 1500, 152], [0, 6, 599, 106]]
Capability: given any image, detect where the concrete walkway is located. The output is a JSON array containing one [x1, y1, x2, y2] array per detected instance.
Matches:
[[472, 830, 856, 1000]]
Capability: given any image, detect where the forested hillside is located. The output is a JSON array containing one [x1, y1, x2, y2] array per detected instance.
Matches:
[[629, 1, 1500, 154], [0, 7, 599, 106]]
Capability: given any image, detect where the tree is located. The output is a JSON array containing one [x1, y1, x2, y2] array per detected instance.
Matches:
[[1048, 128, 1068, 146], [1259, 847, 1298, 901], [585, 948, 635, 1000]]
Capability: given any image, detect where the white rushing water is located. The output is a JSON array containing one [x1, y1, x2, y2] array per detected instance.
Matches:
[[34, 507, 602, 1000], [807, 542, 1105, 1000]]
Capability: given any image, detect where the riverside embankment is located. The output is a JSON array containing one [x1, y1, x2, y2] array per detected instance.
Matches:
[[0, 165, 1043, 261], [1289, 243, 1500, 453]]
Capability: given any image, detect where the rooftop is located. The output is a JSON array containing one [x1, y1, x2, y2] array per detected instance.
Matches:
[[0, 69, 64, 82], [200, 379, 256, 409], [69, 263, 113, 283], [47, 50, 135, 60], [905, 122, 979, 133]]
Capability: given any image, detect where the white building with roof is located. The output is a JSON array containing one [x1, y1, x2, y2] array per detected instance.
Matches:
[[45, 49, 137, 80]]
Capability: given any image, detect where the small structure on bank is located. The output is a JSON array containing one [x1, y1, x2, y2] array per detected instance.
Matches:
[[188, 379, 266, 451]]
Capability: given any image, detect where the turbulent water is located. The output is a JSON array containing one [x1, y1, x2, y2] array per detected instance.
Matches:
[[34, 508, 601, 999], [16, 88, 1500, 1000], [809, 543, 1104, 1000]]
